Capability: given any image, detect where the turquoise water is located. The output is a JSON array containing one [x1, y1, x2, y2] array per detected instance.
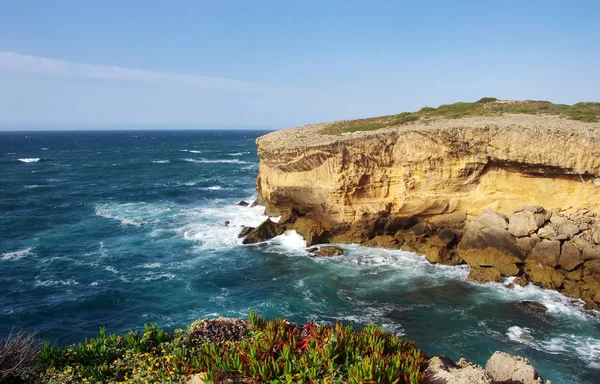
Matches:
[[1, 130, 599, 383]]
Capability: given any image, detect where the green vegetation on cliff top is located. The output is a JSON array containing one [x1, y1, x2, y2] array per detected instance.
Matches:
[[320, 98, 600, 135], [2, 313, 427, 384]]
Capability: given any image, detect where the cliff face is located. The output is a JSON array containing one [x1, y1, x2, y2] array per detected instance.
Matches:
[[257, 115, 600, 233], [253, 113, 600, 309]]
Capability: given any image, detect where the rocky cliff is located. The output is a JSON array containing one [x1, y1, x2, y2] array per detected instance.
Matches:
[[253, 105, 600, 308]]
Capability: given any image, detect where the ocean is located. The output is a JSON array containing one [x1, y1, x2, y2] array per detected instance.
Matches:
[[0, 130, 599, 383]]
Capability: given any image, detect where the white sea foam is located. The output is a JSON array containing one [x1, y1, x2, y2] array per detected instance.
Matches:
[[269, 230, 308, 253], [200, 186, 222, 191], [24, 185, 46, 189], [182, 158, 248, 164], [181, 149, 202, 154], [152, 160, 170, 164], [142, 263, 162, 269], [34, 279, 79, 287], [143, 273, 175, 281], [507, 326, 600, 368], [1, 247, 33, 261], [17, 158, 40, 163], [227, 152, 248, 156], [95, 202, 169, 227], [104, 266, 119, 274]]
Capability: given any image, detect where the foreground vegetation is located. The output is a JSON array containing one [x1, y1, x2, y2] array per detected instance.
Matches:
[[1, 313, 427, 383], [320, 98, 600, 135]]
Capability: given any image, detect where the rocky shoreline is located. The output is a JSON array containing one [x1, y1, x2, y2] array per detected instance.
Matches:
[[240, 204, 600, 310], [249, 109, 600, 311]]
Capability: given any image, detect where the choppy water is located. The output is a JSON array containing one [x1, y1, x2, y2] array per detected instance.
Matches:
[[1, 130, 599, 383]]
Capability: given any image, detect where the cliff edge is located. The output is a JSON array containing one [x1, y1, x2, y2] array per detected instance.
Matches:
[[253, 100, 600, 308]]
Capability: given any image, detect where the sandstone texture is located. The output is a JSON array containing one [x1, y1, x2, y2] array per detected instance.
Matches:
[[253, 113, 600, 308]]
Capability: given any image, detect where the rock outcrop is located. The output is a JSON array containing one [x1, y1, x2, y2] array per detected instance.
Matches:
[[254, 112, 600, 308], [424, 351, 549, 384]]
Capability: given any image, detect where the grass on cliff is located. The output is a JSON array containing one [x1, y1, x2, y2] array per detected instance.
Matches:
[[320, 98, 600, 135], [5, 313, 427, 384]]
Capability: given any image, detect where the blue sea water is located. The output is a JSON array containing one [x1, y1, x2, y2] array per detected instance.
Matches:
[[0, 130, 599, 383]]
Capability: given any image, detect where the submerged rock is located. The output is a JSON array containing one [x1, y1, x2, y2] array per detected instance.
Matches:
[[238, 226, 255, 238], [514, 301, 548, 317], [236, 200, 250, 207], [314, 246, 343, 257]]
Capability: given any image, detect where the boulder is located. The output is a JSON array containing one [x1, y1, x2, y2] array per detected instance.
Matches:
[[550, 214, 567, 226], [515, 237, 540, 254], [562, 280, 583, 299], [467, 266, 503, 283], [474, 209, 508, 230], [526, 260, 565, 289], [529, 240, 561, 267], [584, 259, 600, 274], [420, 238, 463, 266], [457, 222, 523, 276], [424, 356, 493, 384], [237, 226, 255, 238], [508, 210, 546, 237], [537, 225, 557, 239], [242, 219, 285, 244], [551, 233, 569, 241], [593, 227, 600, 245], [559, 241, 584, 271], [485, 351, 544, 384], [557, 221, 580, 238], [314, 246, 343, 257], [223, 220, 230, 226], [562, 267, 583, 281], [235, 200, 249, 207], [583, 245, 600, 261]]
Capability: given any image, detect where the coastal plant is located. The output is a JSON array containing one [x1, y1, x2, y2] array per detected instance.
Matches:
[[36, 312, 428, 383], [320, 98, 600, 134], [0, 329, 42, 383]]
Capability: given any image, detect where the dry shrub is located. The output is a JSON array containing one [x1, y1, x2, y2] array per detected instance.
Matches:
[[0, 329, 41, 383]]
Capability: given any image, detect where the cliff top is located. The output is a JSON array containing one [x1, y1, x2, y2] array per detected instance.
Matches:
[[257, 99, 600, 151]]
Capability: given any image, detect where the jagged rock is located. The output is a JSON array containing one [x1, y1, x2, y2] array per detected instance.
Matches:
[[290, 217, 328, 246], [410, 222, 433, 236], [306, 247, 318, 253], [530, 240, 561, 267], [562, 267, 583, 281], [514, 301, 548, 317], [238, 226, 255, 238], [579, 223, 590, 231], [458, 221, 523, 276], [485, 351, 544, 384], [424, 355, 493, 384], [513, 275, 529, 287], [467, 266, 503, 283], [363, 235, 401, 249], [474, 209, 509, 230], [559, 241, 584, 271], [242, 219, 285, 244], [508, 210, 546, 237], [235, 200, 250, 207], [425, 211, 467, 229], [584, 259, 600, 274], [537, 225, 557, 239], [516, 237, 540, 254], [525, 260, 565, 289], [558, 222, 580, 238], [249, 199, 259, 208], [223, 220, 230, 226], [314, 246, 343, 257], [562, 280, 583, 299]]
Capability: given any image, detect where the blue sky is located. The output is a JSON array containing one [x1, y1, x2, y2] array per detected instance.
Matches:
[[0, 0, 598, 129]]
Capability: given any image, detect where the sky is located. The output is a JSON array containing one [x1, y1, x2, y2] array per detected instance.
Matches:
[[0, 0, 599, 130]]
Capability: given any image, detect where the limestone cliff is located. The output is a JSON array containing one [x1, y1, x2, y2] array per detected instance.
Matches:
[[252, 108, 600, 308], [257, 114, 600, 233]]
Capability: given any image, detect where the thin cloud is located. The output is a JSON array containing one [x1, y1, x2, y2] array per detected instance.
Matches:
[[0, 51, 290, 93]]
